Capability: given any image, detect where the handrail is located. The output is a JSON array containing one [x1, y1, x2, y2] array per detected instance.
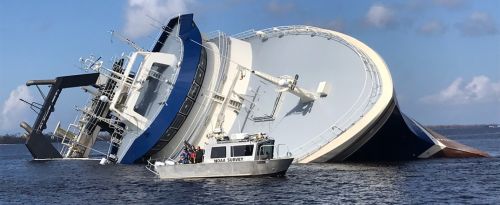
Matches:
[[145, 159, 160, 176], [229, 25, 383, 161]]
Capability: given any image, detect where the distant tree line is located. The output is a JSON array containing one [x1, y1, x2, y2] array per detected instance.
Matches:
[[427, 124, 500, 130], [0, 134, 28, 144], [0, 133, 57, 144], [0, 133, 111, 144]]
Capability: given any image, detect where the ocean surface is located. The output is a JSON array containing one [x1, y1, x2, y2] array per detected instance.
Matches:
[[1, 129, 499, 204]]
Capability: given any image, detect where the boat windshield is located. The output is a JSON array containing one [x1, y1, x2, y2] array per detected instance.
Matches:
[[258, 141, 275, 160]]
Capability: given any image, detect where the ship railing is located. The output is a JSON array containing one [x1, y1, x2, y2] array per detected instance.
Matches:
[[80, 55, 135, 86], [206, 30, 230, 92], [74, 98, 108, 138], [230, 25, 384, 162], [231, 25, 383, 99], [71, 101, 126, 153], [58, 120, 82, 157], [292, 79, 382, 162], [67, 108, 125, 159], [78, 108, 125, 133], [205, 30, 223, 40], [57, 97, 92, 157], [55, 109, 112, 158], [72, 50, 182, 158], [291, 125, 344, 162], [232, 25, 340, 40], [293, 70, 382, 161]]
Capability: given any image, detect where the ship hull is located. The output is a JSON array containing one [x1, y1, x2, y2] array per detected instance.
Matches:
[[108, 20, 491, 163], [155, 158, 293, 179], [344, 98, 489, 162]]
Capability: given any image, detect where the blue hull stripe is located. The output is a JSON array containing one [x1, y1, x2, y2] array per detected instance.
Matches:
[[120, 14, 202, 164]]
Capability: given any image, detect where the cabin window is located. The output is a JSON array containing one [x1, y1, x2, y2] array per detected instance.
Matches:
[[258, 140, 274, 160], [133, 63, 169, 116], [231, 145, 254, 157], [210, 146, 226, 158]]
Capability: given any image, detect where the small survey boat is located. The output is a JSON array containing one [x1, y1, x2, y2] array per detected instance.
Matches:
[[148, 133, 293, 179]]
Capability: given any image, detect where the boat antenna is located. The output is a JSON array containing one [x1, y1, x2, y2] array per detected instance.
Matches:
[[109, 30, 146, 52]]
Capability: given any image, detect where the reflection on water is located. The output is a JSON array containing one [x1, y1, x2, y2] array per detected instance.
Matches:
[[1, 134, 499, 204]]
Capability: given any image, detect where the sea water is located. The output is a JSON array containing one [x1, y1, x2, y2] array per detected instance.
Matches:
[[1, 130, 499, 204]]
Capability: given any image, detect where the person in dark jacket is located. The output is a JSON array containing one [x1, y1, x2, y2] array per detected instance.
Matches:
[[195, 146, 204, 163]]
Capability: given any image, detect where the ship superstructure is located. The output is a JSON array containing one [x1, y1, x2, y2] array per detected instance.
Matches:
[[20, 14, 488, 165]]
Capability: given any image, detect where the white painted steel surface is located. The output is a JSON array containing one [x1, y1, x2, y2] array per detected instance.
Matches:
[[226, 26, 392, 163]]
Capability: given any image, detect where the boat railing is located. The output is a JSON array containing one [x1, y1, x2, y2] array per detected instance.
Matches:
[[145, 159, 160, 176], [275, 144, 291, 159], [232, 25, 383, 162]]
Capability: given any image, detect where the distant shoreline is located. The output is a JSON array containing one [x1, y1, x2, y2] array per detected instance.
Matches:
[[0, 135, 28, 144], [0, 134, 111, 144], [426, 124, 500, 130], [1, 124, 498, 144]]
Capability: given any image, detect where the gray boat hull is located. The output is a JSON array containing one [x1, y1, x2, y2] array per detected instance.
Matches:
[[155, 158, 293, 179]]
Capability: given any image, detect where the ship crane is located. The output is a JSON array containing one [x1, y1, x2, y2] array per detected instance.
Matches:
[[213, 64, 329, 136], [247, 68, 325, 103]]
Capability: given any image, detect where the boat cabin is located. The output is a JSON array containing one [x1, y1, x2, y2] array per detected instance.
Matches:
[[150, 132, 294, 179], [203, 133, 276, 163]]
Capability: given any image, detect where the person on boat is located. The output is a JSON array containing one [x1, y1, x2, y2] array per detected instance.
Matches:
[[179, 148, 189, 164], [189, 149, 196, 164], [178, 155, 185, 164], [182, 141, 196, 163], [195, 146, 204, 163]]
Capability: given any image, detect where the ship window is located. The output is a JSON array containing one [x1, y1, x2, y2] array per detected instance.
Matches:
[[129, 55, 145, 77], [210, 146, 226, 158], [231, 145, 254, 157], [133, 63, 169, 116]]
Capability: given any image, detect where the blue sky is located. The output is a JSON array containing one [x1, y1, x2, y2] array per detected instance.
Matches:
[[1, 0, 499, 134]]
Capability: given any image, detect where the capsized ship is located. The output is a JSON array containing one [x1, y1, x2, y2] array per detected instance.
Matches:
[[20, 14, 488, 164]]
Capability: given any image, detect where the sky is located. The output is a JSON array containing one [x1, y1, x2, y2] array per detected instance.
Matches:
[[0, 0, 499, 134]]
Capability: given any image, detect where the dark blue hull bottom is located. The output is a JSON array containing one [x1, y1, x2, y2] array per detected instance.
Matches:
[[342, 98, 487, 162]]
